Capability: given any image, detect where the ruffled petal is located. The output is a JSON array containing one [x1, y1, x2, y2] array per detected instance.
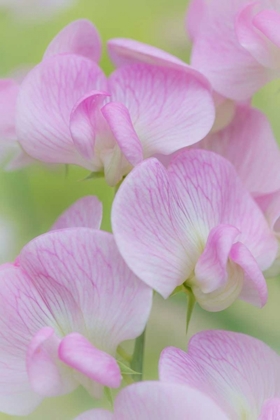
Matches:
[[16, 54, 107, 167], [51, 196, 103, 230], [102, 101, 143, 166], [44, 19, 102, 62], [189, 0, 273, 100], [109, 64, 215, 156], [160, 330, 280, 418], [27, 327, 77, 397], [113, 150, 277, 300], [18, 229, 153, 353], [198, 105, 280, 195], [59, 333, 121, 389], [107, 38, 210, 88], [113, 382, 228, 419]]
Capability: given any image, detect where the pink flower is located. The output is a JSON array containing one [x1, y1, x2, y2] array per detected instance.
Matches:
[[74, 382, 228, 419], [15, 24, 215, 187], [112, 149, 277, 311], [0, 19, 101, 169], [0, 199, 152, 415], [107, 36, 237, 133], [197, 104, 280, 196], [160, 330, 280, 419], [187, 0, 280, 100], [107, 36, 280, 197]]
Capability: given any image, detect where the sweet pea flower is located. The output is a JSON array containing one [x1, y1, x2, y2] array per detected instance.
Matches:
[[197, 104, 280, 196], [0, 211, 152, 415], [108, 36, 237, 133], [156, 104, 280, 197], [0, 19, 101, 169], [74, 382, 228, 420], [112, 149, 277, 311], [15, 24, 215, 187], [0, 0, 76, 21], [187, 0, 280, 101], [160, 330, 280, 419], [107, 36, 280, 197]]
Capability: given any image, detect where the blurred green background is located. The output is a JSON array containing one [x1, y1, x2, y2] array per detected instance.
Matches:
[[0, 0, 280, 418]]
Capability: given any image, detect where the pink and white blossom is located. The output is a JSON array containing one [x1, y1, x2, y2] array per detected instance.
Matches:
[[0, 19, 101, 170], [160, 330, 280, 419], [0, 226, 152, 415], [15, 23, 215, 186], [187, 0, 280, 100], [112, 149, 277, 311], [197, 104, 280, 196], [108, 37, 237, 132], [75, 382, 228, 419]]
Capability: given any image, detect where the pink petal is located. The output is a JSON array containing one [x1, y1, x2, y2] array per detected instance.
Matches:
[[112, 158, 191, 298], [102, 102, 143, 166], [160, 330, 280, 418], [27, 327, 77, 397], [259, 398, 280, 419], [112, 150, 277, 299], [256, 191, 280, 234], [236, 4, 280, 68], [254, 9, 280, 48], [189, 0, 273, 100], [113, 382, 228, 419], [186, 0, 206, 41], [0, 79, 19, 141], [107, 38, 210, 88], [75, 409, 113, 420], [230, 242, 267, 307], [195, 224, 240, 293], [16, 54, 107, 167], [0, 264, 45, 415], [109, 64, 215, 156], [51, 196, 103, 230], [69, 90, 110, 161], [198, 105, 280, 195], [59, 333, 121, 388], [44, 19, 102, 62], [18, 229, 153, 353]]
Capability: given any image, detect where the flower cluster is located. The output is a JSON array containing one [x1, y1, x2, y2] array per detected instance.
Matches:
[[1, 0, 280, 418]]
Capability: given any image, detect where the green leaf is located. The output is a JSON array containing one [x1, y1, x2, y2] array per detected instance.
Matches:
[[80, 171, 104, 181], [117, 360, 141, 376], [186, 289, 196, 334], [130, 329, 146, 382]]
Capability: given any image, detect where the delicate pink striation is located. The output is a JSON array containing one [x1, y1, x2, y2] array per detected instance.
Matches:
[[51, 196, 103, 230], [187, 0, 280, 100], [75, 382, 228, 419], [160, 330, 280, 419], [0, 19, 102, 170], [16, 35, 215, 185], [112, 149, 277, 311], [0, 229, 152, 415], [197, 104, 280, 196]]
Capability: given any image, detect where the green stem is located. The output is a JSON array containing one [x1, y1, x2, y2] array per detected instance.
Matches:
[[130, 328, 146, 382]]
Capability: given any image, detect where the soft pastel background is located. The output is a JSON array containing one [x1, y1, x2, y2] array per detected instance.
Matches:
[[0, 0, 280, 418]]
